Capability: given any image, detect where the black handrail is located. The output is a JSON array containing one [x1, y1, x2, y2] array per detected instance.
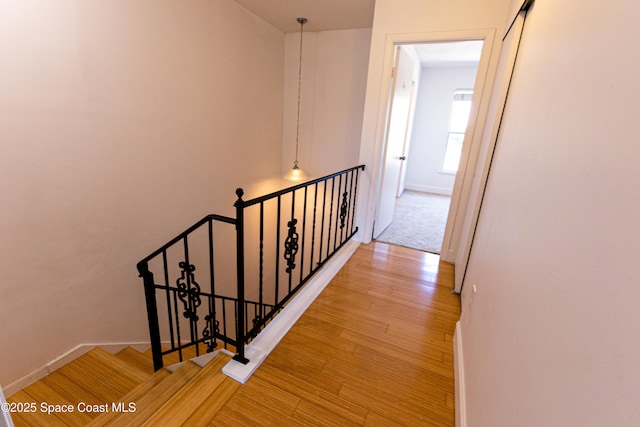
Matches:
[[137, 165, 365, 370], [137, 214, 236, 268]]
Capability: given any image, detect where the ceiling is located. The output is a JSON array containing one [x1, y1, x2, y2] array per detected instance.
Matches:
[[413, 40, 484, 68], [232, 0, 376, 33], [231, 1, 482, 67]]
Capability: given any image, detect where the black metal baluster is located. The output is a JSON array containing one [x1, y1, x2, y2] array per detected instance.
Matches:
[[138, 261, 163, 371], [233, 188, 249, 364], [253, 303, 259, 337], [259, 201, 265, 325], [209, 219, 216, 301], [309, 183, 319, 276], [162, 251, 175, 353], [351, 166, 364, 234], [275, 196, 281, 307], [182, 236, 200, 355], [233, 300, 238, 352], [333, 174, 343, 251], [245, 301, 249, 337], [341, 170, 354, 242], [203, 295, 216, 352], [288, 191, 296, 293], [300, 186, 308, 284], [206, 219, 217, 352], [339, 173, 348, 242], [327, 177, 336, 259], [222, 299, 228, 350], [173, 290, 182, 361], [182, 237, 192, 345], [318, 181, 327, 266]]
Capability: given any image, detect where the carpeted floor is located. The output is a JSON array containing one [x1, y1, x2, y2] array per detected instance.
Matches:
[[375, 191, 451, 254]]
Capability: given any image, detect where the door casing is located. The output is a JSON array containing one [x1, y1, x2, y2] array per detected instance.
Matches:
[[364, 29, 497, 275]]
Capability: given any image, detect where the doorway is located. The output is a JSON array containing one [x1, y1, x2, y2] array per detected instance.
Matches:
[[373, 40, 483, 255]]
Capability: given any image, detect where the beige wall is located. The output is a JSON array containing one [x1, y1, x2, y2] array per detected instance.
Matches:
[[460, 0, 640, 424], [0, 0, 284, 388], [283, 28, 371, 179]]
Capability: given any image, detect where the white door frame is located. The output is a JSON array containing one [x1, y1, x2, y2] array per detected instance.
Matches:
[[361, 28, 497, 264]]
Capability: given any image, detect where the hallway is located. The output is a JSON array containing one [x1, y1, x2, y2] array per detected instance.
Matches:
[[215, 241, 461, 424]]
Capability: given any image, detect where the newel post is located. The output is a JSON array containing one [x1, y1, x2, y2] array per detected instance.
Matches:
[[137, 261, 163, 371], [233, 188, 249, 364]]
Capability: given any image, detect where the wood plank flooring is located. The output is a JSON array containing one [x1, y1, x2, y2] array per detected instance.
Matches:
[[6, 241, 461, 426], [214, 241, 461, 425]]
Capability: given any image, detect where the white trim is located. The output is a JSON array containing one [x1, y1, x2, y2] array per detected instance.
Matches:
[[222, 239, 360, 383], [0, 386, 14, 427], [404, 183, 453, 196], [358, 28, 499, 268], [2, 341, 152, 397], [454, 321, 467, 427]]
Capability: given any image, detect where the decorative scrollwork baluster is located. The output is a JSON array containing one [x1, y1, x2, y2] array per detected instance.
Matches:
[[176, 261, 201, 321], [339, 191, 349, 229], [284, 219, 299, 273], [203, 313, 219, 352], [251, 315, 262, 339]]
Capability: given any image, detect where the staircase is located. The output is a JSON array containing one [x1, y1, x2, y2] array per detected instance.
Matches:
[[6, 347, 239, 426]]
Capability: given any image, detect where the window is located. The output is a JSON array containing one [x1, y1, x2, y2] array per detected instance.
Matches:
[[442, 90, 473, 173]]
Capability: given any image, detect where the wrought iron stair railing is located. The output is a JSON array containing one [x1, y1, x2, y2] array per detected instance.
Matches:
[[137, 165, 365, 370]]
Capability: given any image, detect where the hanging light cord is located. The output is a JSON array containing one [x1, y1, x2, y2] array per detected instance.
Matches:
[[294, 17, 307, 168]]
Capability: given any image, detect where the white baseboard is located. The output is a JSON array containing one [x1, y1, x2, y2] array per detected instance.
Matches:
[[223, 239, 360, 384], [3, 341, 152, 397], [404, 183, 453, 196], [454, 321, 467, 427]]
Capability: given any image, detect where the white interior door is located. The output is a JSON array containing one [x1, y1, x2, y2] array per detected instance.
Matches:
[[396, 78, 417, 197], [373, 46, 417, 238]]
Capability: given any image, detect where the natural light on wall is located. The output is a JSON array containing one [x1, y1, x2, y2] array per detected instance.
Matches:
[[442, 90, 473, 173]]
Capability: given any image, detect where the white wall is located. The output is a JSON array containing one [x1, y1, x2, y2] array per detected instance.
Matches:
[[283, 29, 371, 178], [0, 0, 284, 389], [405, 66, 478, 195], [460, 0, 640, 425], [356, 0, 511, 244]]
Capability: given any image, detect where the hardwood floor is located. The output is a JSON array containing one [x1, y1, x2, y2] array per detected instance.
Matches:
[[6, 241, 461, 426], [214, 241, 461, 425]]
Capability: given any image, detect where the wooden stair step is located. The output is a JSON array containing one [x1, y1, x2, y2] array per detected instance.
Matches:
[[39, 370, 105, 406], [7, 348, 153, 426], [180, 373, 241, 426], [87, 361, 201, 426], [54, 347, 150, 402], [17, 381, 95, 426], [139, 353, 232, 426], [114, 346, 154, 375], [7, 389, 74, 427], [147, 342, 235, 367]]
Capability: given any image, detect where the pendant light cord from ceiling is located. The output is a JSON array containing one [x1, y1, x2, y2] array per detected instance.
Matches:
[[294, 17, 307, 168]]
